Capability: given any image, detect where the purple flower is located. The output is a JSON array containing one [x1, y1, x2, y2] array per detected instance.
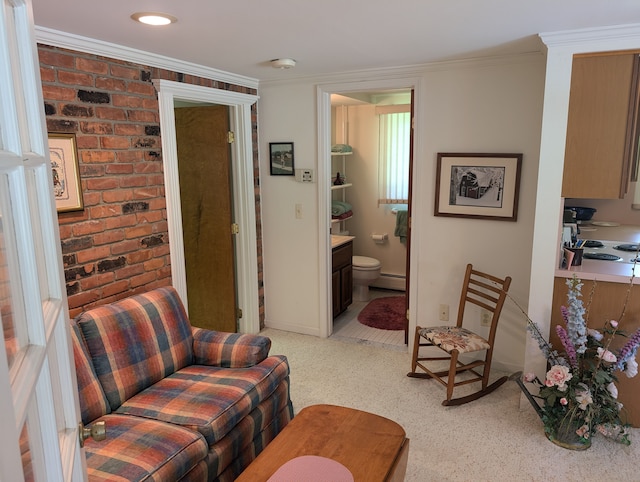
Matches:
[[556, 325, 578, 368], [616, 328, 640, 371]]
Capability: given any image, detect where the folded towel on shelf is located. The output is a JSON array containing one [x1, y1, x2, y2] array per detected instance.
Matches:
[[331, 200, 352, 216], [332, 210, 353, 220], [331, 144, 353, 153], [394, 210, 409, 244]]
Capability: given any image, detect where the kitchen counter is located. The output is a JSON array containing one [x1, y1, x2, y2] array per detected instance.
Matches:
[[556, 224, 640, 284], [331, 235, 355, 249]]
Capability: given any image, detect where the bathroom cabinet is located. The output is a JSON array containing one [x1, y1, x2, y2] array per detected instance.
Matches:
[[562, 52, 640, 199], [332, 240, 353, 318]]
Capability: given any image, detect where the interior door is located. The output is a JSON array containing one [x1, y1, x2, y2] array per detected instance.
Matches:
[[404, 90, 415, 344], [174, 105, 238, 332], [0, 0, 84, 480]]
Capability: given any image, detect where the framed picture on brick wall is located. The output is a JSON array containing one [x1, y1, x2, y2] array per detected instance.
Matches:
[[48, 132, 84, 212]]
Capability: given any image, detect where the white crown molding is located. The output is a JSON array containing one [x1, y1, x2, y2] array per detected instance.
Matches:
[[540, 23, 640, 52], [34, 26, 259, 90]]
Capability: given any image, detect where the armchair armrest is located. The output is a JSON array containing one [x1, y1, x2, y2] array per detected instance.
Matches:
[[191, 327, 272, 368]]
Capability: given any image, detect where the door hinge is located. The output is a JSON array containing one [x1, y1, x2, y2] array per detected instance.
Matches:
[[231, 223, 239, 235], [237, 308, 243, 319], [227, 131, 235, 144], [406, 309, 410, 319]]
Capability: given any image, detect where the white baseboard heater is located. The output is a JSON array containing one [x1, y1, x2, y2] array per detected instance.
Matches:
[[370, 273, 406, 291]]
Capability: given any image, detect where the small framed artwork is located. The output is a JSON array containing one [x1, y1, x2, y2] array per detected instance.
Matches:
[[269, 142, 295, 175], [434, 152, 522, 222], [48, 132, 84, 212]]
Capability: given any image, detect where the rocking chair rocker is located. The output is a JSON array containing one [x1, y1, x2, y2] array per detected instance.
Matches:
[[408, 263, 512, 406]]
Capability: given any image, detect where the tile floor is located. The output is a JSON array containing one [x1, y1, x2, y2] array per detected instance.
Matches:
[[330, 288, 407, 350]]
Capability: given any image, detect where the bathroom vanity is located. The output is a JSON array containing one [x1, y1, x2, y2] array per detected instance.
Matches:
[[331, 236, 354, 318]]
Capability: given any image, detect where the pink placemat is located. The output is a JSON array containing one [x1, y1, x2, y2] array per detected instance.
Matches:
[[266, 455, 354, 482]]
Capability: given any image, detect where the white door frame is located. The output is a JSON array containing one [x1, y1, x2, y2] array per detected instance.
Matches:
[[316, 77, 422, 341], [153, 80, 260, 334]]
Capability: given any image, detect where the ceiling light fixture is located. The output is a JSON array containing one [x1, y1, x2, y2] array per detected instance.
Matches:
[[131, 12, 177, 26], [270, 58, 296, 69]]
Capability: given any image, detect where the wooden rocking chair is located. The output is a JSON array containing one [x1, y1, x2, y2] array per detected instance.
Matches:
[[407, 264, 512, 406]]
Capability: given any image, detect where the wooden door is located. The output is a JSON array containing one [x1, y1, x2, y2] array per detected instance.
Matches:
[[175, 106, 237, 332]]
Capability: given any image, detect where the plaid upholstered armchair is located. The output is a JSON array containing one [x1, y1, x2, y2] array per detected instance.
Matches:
[[71, 286, 293, 481]]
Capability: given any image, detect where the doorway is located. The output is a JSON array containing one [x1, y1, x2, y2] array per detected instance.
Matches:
[[175, 105, 237, 332], [329, 90, 413, 348], [317, 78, 417, 346], [154, 80, 261, 334]]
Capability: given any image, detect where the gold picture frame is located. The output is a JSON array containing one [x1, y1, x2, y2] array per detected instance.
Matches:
[[48, 133, 83, 212]]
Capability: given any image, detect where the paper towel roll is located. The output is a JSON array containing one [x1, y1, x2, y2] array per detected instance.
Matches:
[[371, 233, 388, 244]]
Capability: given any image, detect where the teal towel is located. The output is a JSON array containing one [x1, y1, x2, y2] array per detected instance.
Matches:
[[394, 210, 408, 244], [331, 201, 352, 216], [331, 144, 353, 153]]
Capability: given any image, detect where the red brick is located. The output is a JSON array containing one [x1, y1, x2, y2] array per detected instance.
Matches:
[[102, 280, 130, 298], [120, 175, 148, 188], [80, 272, 115, 290], [115, 264, 145, 280], [129, 271, 156, 288], [82, 192, 101, 207], [110, 240, 139, 256], [152, 220, 168, 234], [127, 250, 152, 264], [72, 220, 106, 236], [133, 188, 159, 199], [152, 245, 170, 258], [105, 214, 137, 230], [127, 82, 155, 96], [143, 258, 165, 272], [125, 225, 153, 239], [112, 94, 144, 108], [102, 189, 133, 203], [76, 246, 110, 263], [136, 211, 163, 224], [38, 49, 75, 69], [95, 77, 126, 92], [148, 198, 167, 211], [100, 136, 130, 149], [93, 229, 125, 246], [40, 67, 56, 82], [95, 106, 127, 121], [76, 58, 109, 75], [85, 177, 118, 190], [67, 291, 100, 310], [76, 135, 99, 149], [110, 65, 139, 80], [127, 110, 157, 123], [58, 70, 94, 87], [134, 162, 161, 174], [116, 150, 145, 163], [80, 122, 113, 135], [89, 205, 122, 219], [114, 123, 144, 136], [157, 266, 172, 280], [105, 164, 134, 175], [42, 85, 77, 101], [82, 151, 116, 164]]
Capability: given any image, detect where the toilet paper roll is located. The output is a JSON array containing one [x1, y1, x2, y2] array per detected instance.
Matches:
[[371, 233, 388, 244]]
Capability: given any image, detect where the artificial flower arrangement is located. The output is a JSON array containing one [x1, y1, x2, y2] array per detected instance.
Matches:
[[517, 275, 640, 447]]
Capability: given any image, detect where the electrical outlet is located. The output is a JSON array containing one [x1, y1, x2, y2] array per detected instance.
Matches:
[[481, 310, 492, 327], [439, 304, 449, 322]]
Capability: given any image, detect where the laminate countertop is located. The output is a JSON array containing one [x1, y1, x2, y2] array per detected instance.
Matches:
[[331, 235, 355, 249], [556, 224, 640, 284]]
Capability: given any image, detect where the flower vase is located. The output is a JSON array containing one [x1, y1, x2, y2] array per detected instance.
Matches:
[[547, 422, 591, 451]]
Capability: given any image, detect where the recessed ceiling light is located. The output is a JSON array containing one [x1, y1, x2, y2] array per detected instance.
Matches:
[[131, 12, 177, 26]]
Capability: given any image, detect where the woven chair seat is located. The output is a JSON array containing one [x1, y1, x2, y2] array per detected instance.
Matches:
[[418, 326, 490, 353]]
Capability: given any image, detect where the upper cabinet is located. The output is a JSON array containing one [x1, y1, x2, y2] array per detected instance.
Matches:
[[563, 53, 640, 199]]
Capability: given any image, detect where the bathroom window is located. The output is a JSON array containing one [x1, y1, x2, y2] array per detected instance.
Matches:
[[377, 106, 410, 205]]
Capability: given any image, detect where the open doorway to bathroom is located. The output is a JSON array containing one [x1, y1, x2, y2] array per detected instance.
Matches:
[[329, 90, 413, 349]]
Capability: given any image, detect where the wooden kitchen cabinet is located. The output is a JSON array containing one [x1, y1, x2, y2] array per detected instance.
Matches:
[[332, 241, 353, 318], [550, 277, 640, 427], [562, 52, 640, 199]]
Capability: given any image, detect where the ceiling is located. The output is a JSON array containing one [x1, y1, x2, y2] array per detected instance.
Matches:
[[31, 0, 640, 82]]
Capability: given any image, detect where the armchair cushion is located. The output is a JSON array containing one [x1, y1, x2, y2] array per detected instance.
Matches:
[[77, 287, 194, 410], [192, 327, 271, 368]]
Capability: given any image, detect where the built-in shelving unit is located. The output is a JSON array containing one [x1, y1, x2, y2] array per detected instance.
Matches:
[[331, 151, 352, 234]]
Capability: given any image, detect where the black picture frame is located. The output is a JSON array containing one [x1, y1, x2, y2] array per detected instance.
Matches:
[[269, 142, 295, 175], [434, 152, 522, 222]]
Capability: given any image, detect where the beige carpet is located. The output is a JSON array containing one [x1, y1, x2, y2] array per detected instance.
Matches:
[[263, 328, 640, 482]]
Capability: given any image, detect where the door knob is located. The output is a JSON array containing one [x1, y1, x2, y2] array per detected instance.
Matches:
[[79, 421, 106, 447]]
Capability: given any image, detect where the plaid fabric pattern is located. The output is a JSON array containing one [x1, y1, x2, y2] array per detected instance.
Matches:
[[208, 379, 293, 479], [116, 356, 290, 445], [192, 327, 271, 368], [77, 287, 194, 410], [70, 323, 111, 424], [84, 414, 208, 482]]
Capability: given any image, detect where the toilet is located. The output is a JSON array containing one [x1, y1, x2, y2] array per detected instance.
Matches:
[[352, 255, 381, 302]]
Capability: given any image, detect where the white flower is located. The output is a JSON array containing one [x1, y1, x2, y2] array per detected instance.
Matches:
[[607, 382, 618, 399], [610, 320, 619, 328], [597, 347, 617, 363], [587, 329, 603, 341], [625, 357, 638, 378], [545, 365, 572, 390], [576, 385, 593, 410]]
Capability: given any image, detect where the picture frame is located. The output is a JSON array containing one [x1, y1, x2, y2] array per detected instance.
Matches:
[[269, 142, 295, 175], [434, 152, 522, 222], [48, 132, 84, 212]]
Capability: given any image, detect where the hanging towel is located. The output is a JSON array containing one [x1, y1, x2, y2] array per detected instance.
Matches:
[[394, 210, 408, 244]]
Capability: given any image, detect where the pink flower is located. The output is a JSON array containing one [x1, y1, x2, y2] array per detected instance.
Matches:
[[523, 372, 536, 382], [610, 320, 619, 328], [597, 347, 617, 363], [560, 397, 568, 405], [576, 424, 590, 438], [545, 365, 573, 390]]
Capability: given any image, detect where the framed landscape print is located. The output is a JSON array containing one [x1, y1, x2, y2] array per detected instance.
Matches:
[[434, 152, 522, 221], [269, 142, 295, 175]]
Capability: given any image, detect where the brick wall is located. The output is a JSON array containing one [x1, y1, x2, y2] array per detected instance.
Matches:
[[38, 44, 264, 322]]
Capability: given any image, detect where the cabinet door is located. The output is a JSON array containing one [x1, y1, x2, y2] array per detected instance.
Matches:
[[563, 53, 640, 199], [332, 269, 341, 318], [340, 264, 353, 312]]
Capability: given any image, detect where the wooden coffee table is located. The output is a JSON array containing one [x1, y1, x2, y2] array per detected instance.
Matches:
[[236, 404, 409, 481]]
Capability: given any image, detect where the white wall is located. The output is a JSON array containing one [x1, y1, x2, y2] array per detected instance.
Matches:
[[259, 53, 545, 372]]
